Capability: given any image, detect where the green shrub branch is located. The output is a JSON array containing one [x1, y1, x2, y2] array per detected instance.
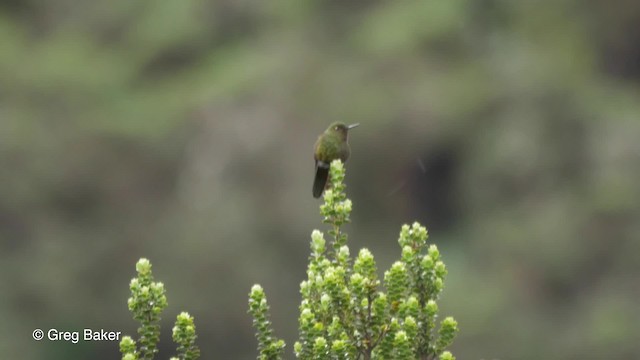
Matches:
[[119, 258, 200, 360], [250, 160, 459, 360]]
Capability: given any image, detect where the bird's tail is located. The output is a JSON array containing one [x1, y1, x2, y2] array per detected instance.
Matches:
[[313, 163, 330, 198]]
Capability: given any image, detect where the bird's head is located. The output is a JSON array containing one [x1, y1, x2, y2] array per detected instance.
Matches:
[[327, 122, 360, 140]]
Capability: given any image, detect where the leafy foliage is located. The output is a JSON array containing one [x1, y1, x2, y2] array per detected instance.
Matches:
[[248, 285, 286, 360], [172, 312, 201, 360], [251, 160, 458, 359], [120, 259, 200, 360]]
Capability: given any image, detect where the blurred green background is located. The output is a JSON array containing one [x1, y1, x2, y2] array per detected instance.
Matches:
[[1, 0, 639, 359]]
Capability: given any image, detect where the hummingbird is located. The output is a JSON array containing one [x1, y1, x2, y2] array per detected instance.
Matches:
[[313, 122, 360, 198]]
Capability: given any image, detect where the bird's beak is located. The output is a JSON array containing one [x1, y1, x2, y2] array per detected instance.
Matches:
[[348, 123, 360, 130]]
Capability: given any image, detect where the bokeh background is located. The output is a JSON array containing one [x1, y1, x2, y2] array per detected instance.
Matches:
[[1, 0, 640, 359]]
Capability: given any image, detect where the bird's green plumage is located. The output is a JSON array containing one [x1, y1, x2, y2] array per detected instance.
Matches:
[[312, 122, 357, 198]]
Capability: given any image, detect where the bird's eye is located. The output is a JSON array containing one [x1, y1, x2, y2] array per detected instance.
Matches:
[[334, 126, 339, 131]]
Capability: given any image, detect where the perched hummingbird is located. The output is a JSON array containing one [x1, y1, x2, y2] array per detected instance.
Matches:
[[313, 122, 359, 198]]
